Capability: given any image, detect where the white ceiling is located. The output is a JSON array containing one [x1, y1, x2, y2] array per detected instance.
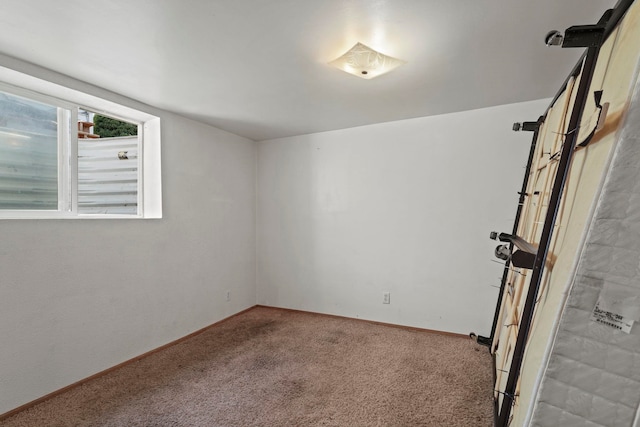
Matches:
[[0, 0, 616, 141]]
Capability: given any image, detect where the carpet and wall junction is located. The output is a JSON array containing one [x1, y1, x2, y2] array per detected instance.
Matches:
[[1, 306, 493, 426]]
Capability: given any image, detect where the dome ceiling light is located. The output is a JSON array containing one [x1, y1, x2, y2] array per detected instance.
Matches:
[[329, 42, 405, 79]]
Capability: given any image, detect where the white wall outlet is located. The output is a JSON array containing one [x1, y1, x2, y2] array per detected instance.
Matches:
[[383, 292, 390, 304], [226, 290, 231, 302]]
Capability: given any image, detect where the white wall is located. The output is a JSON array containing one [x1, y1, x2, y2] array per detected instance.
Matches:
[[0, 50, 551, 416], [0, 57, 257, 414], [257, 99, 549, 335]]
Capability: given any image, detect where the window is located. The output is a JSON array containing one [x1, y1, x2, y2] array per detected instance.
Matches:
[[0, 74, 161, 219], [0, 90, 66, 210], [77, 110, 139, 215]]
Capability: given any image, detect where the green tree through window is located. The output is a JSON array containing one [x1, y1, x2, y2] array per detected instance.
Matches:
[[93, 114, 138, 138]]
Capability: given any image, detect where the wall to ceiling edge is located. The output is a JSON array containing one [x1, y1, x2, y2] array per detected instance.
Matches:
[[256, 98, 551, 335], [0, 55, 257, 415]]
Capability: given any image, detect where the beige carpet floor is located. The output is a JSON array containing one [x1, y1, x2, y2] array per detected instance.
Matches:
[[1, 306, 494, 426]]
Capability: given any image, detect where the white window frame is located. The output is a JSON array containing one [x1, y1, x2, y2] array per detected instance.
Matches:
[[0, 68, 162, 219]]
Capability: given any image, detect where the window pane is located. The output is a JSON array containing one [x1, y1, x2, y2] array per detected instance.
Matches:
[[77, 111, 138, 215], [0, 91, 58, 210]]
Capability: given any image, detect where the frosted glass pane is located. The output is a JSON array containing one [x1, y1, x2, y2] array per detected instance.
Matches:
[[0, 91, 58, 209]]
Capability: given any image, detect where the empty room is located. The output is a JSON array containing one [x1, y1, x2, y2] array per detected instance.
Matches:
[[1, 1, 640, 426]]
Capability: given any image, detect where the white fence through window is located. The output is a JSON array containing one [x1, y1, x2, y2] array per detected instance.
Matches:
[[78, 136, 138, 215]]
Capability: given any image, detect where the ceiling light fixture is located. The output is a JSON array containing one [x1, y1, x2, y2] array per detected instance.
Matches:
[[329, 42, 405, 79]]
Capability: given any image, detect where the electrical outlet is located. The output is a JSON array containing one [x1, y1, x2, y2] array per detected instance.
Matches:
[[226, 290, 231, 302], [383, 292, 390, 304]]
